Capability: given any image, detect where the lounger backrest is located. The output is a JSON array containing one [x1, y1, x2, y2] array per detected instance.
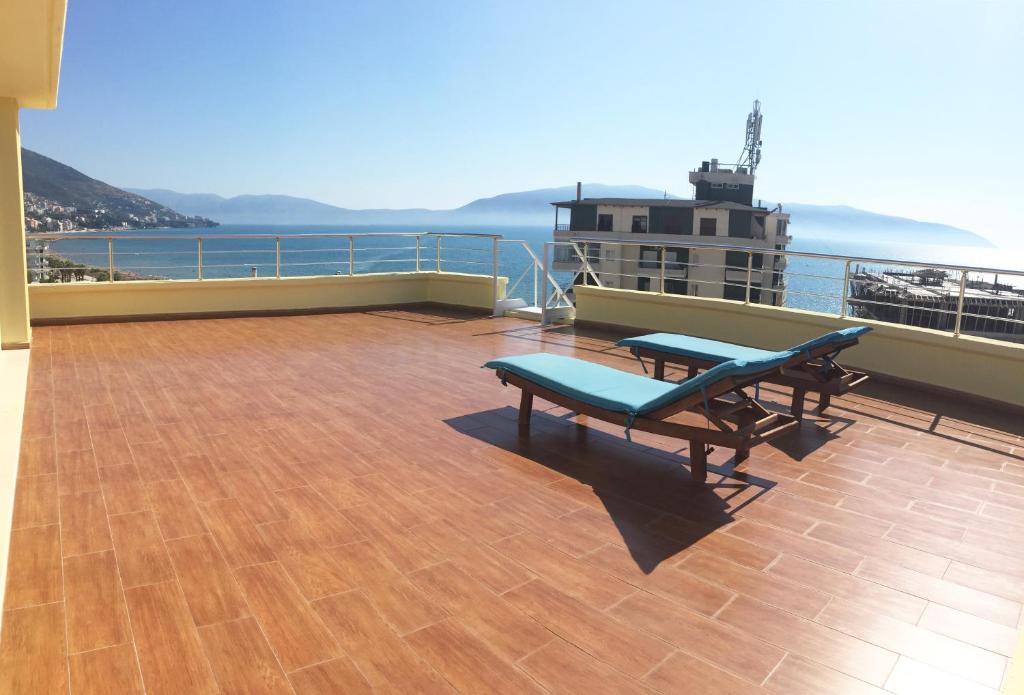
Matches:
[[638, 349, 795, 415], [788, 326, 871, 356]]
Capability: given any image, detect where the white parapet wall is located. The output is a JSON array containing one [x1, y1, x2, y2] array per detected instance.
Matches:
[[28, 271, 506, 322], [574, 285, 1024, 409]]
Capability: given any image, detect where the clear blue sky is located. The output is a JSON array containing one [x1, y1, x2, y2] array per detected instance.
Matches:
[[20, 0, 1024, 244]]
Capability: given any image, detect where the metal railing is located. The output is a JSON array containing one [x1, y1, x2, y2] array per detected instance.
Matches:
[[25, 232, 568, 317], [543, 238, 1024, 343]]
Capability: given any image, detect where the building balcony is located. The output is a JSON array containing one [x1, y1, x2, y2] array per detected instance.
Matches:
[[1, 233, 1024, 694], [3, 295, 1024, 693]]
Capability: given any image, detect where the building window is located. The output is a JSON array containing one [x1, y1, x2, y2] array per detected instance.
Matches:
[[726, 183, 740, 190], [631, 215, 648, 234], [725, 251, 763, 269], [637, 276, 651, 292], [775, 219, 787, 235], [724, 283, 761, 302], [711, 182, 724, 189], [639, 247, 660, 269], [597, 214, 613, 231], [699, 218, 717, 236], [665, 279, 688, 295]]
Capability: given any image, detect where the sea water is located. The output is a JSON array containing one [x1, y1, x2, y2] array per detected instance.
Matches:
[[39, 224, 1024, 314]]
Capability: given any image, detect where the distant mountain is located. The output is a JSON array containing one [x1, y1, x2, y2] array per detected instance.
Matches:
[[127, 183, 993, 247], [22, 149, 216, 231]]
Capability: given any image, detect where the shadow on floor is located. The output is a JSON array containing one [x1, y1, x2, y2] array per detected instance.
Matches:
[[446, 406, 772, 574]]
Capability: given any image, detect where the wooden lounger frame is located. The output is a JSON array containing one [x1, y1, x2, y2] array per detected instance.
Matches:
[[494, 367, 799, 483], [632, 338, 869, 420]]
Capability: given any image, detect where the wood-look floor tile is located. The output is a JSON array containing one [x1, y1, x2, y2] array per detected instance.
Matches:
[[18, 436, 57, 477], [645, 651, 759, 695], [817, 598, 1007, 689], [504, 579, 674, 679], [324, 539, 403, 588], [233, 562, 339, 672], [3, 524, 62, 609], [717, 595, 898, 686], [312, 589, 453, 692], [11, 473, 58, 528], [146, 478, 207, 539], [767, 554, 927, 624], [883, 655, 998, 695], [165, 534, 249, 625], [917, 602, 1018, 657], [124, 580, 219, 695], [222, 468, 288, 524], [198, 617, 293, 695], [69, 643, 145, 695], [608, 590, 785, 684], [59, 490, 112, 557], [108, 510, 175, 588], [176, 454, 233, 502], [0, 603, 68, 695], [492, 532, 636, 610], [520, 637, 654, 695], [409, 561, 553, 661], [63, 549, 131, 653], [855, 558, 1020, 627], [200, 497, 274, 567], [288, 657, 373, 695], [57, 448, 101, 496], [403, 618, 546, 694], [98, 463, 150, 515], [763, 653, 888, 695], [90, 427, 136, 467], [275, 486, 364, 547], [679, 551, 831, 618], [362, 576, 449, 635]]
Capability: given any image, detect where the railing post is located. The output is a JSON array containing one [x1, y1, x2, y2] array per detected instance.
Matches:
[[541, 244, 550, 325], [275, 237, 281, 279], [744, 251, 753, 303], [107, 237, 114, 283], [533, 255, 539, 308], [348, 236, 354, 276], [659, 246, 667, 293], [436, 236, 442, 272], [954, 270, 968, 336], [840, 259, 851, 317], [197, 238, 203, 280], [415, 236, 421, 272], [491, 237, 501, 317]]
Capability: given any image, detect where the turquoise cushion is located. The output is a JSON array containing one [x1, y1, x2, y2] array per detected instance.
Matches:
[[788, 326, 872, 354], [617, 326, 871, 364], [617, 333, 775, 363], [483, 351, 793, 417]]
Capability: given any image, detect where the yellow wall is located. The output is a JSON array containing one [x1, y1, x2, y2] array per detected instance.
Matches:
[[0, 98, 31, 349], [575, 285, 1024, 409], [29, 271, 506, 322], [0, 350, 29, 635]]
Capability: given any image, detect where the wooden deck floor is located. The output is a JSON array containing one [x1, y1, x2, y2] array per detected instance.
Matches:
[[2, 307, 1023, 694]]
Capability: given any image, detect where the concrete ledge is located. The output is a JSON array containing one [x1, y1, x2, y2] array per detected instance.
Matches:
[[29, 271, 506, 324], [574, 285, 1024, 409]]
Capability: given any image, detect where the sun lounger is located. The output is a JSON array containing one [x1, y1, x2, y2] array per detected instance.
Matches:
[[617, 327, 871, 419], [483, 352, 800, 483]]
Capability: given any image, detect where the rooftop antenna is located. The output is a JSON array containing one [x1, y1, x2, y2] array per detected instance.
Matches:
[[737, 99, 763, 176]]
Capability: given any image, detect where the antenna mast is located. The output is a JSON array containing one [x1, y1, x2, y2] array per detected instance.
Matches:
[[737, 99, 763, 176]]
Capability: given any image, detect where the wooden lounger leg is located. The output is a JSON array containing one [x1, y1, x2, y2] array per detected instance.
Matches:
[[687, 365, 698, 379], [518, 391, 533, 432], [817, 393, 832, 413], [689, 441, 708, 484], [790, 388, 806, 421], [654, 360, 665, 381]]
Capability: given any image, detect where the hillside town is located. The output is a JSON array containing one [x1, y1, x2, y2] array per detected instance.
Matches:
[[24, 191, 215, 231]]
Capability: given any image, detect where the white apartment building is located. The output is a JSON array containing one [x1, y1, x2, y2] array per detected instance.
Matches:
[[552, 162, 791, 305]]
